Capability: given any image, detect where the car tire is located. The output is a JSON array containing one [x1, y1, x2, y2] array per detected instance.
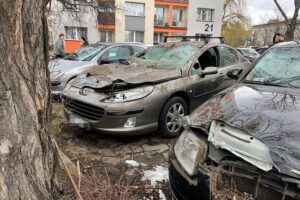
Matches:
[[159, 96, 187, 138]]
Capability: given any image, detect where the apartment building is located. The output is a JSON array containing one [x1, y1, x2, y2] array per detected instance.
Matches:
[[153, 0, 223, 43], [253, 19, 300, 46], [47, 0, 100, 53], [48, 0, 223, 52], [98, 0, 155, 44]]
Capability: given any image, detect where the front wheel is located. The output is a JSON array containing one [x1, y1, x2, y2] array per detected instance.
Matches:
[[159, 97, 187, 138]]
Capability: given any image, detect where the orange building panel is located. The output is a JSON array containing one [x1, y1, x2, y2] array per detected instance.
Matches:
[[155, 0, 188, 7], [65, 40, 81, 53], [97, 24, 116, 29]]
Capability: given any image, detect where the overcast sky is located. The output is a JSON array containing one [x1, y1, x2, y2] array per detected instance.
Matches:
[[246, 0, 296, 25]]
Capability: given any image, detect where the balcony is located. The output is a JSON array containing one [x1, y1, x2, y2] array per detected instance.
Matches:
[[172, 20, 187, 28], [154, 18, 187, 29], [98, 11, 115, 26], [155, 19, 169, 27]]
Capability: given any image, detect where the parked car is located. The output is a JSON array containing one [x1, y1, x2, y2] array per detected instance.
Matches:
[[61, 41, 249, 137], [49, 43, 146, 96], [169, 42, 300, 200], [255, 46, 269, 54], [237, 47, 260, 62]]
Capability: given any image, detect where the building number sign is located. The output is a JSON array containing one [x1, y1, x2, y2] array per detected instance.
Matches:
[[205, 24, 213, 32]]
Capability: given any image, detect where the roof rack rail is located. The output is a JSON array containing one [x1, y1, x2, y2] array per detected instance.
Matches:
[[163, 35, 224, 44]]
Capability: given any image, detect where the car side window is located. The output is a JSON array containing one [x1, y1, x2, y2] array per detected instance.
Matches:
[[220, 46, 239, 67], [101, 46, 131, 62], [191, 62, 202, 75], [198, 48, 218, 70], [132, 46, 145, 56]]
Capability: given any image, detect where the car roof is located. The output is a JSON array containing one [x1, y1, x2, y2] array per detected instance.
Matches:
[[271, 41, 300, 48], [151, 41, 231, 50], [96, 42, 146, 47]]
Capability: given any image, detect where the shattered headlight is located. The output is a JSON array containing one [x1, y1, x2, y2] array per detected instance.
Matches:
[[174, 129, 208, 176], [102, 86, 154, 103]]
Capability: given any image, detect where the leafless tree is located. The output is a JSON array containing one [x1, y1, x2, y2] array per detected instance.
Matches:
[[274, 0, 300, 41]]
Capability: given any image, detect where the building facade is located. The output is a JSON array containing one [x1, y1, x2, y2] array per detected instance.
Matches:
[[253, 20, 300, 46], [48, 0, 223, 52], [47, 1, 100, 53]]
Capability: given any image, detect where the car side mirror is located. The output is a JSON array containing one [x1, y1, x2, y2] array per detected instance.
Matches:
[[201, 67, 218, 77], [227, 69, 243, 79]]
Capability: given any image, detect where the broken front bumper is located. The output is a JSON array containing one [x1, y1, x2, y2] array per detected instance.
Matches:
[[62, 96, 161, 136], [169, 142, 300, 200]]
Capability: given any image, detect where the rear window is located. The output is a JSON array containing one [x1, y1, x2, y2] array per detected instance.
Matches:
[[132, 46, 145, 55], [220, 47, 239, 67]]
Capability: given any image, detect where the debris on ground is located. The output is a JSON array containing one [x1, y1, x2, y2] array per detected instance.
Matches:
[[141, 165, 169, 187]]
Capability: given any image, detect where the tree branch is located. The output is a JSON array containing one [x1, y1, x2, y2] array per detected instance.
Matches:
[[274, 0, 289, 23]]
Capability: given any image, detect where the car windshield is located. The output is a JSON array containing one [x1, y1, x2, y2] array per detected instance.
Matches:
[[245, 46, 300, 88], [239, 48, 259, 57], [64, 44, 106, 61], [131, 44, 198, 69]]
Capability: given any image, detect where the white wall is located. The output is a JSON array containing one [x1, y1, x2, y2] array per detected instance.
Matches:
[[187, 0, 223, 38], [47, 0, 99, 44]]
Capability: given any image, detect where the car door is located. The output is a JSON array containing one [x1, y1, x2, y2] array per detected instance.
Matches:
[[98, 45, 131, 64], [189, 47, 224, 109], [219, 46, 243, 87]]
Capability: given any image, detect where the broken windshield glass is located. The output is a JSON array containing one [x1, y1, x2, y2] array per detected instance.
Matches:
[[64, 44, 106, 61], [132, 44, 198, 69], [245, 47, 300, 88]]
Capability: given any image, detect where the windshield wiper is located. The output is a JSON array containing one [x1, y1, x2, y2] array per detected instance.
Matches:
[[264, 77, 299, 88], [243, 80, 288, 88]]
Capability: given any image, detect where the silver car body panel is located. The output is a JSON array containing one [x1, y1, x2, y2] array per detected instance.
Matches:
[[208, 120, 274, 171]]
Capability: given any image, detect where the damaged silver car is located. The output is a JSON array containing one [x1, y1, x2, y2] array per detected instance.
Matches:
[[62, 41, 248, 137], [49, 43, 146, 96], [169, 42, 300, 200]]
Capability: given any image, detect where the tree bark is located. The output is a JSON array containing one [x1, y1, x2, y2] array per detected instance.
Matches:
[[0, 0, 57, 199]]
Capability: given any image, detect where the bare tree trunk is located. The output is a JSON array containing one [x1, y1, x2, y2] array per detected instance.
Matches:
[[0, 0, 57, 199]]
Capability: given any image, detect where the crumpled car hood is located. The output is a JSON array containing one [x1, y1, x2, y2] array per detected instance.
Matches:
[[71, 64, 182, 89], [48, 59, 91, 72], [49, 59, 93, 81], [190, 83, 300, 179]]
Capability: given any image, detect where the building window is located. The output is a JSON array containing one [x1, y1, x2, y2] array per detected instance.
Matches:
[[197, 8, 214, 21], [99, 7, 114, 13], [125, 31, 144, 42], [125, 2, 145, 17], [155, 7, 165, 26], [154, 33, 167, 44], [172, 9, 183, 26], [65, 26, 87, 40], [100, 31, 113, 42]]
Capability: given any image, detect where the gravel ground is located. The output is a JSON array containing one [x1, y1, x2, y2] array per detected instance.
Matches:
[[51, 102, 173, 200]]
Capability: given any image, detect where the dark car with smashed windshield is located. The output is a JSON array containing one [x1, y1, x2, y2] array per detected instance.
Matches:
[[169, 42, 300, 200], [49, 43, 146, 96], [62, 41, 248, 137]]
